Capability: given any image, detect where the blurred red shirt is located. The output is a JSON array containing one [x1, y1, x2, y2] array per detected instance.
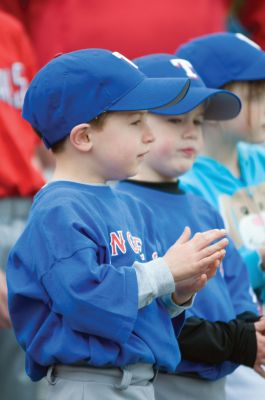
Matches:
[[0, 11, 44, 197], [0, 0, 231, 67]]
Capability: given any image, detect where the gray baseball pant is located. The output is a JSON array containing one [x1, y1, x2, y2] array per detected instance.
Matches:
[[46, 363, 157, 400], [154, 372, 226, 400]]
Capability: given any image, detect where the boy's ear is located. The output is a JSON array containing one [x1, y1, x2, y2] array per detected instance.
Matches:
[[69, 123, 93, 151]]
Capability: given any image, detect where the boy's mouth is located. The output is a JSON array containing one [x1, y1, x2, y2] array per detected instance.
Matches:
[[137, 151, 149, 159], [180, 148, 196, 157]]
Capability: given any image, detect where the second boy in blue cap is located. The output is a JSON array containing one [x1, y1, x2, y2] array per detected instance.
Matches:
[[117, 53, 262, 400], [6, 49, 229, 400]]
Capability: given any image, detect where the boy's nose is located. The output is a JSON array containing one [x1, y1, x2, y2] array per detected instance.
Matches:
[[142, 121, 155, 143], [182, 125, 199, 139]]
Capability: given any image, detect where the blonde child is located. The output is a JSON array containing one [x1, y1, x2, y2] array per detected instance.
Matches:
[[177, 32, 265, 400]]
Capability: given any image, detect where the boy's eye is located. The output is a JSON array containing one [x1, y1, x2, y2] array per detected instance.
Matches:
[[130, 119, 141, 125], [194, 119, 203, 126], [167, 118, 182, 124]]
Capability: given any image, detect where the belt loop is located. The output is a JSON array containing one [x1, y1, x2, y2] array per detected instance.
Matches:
[[115, 367, 132, 390], [46, 365, 56, 385], [150, 368, 158, 383]]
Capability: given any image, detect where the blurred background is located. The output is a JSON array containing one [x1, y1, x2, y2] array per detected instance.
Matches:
[[0, 0, 264, 70]]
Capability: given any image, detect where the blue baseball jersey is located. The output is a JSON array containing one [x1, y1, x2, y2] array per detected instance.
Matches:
[[117, 181, 258, 380], [6, 181, 181, 381], [180, 142, 265, 302]]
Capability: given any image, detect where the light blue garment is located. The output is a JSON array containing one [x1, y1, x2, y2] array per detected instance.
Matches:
[[180, 142, 265, 302]]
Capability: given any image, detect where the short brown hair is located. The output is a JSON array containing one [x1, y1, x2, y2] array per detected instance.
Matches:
[[37, 112, 111, 154], [89, 112, 110, 130], [222, 80, 265, 128]]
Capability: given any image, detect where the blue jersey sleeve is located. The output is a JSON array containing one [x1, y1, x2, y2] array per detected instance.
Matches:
[[41, 246, 138, 342]]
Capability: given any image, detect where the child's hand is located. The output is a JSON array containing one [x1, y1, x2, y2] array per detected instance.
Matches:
[[163, 226, 228, 283], [254, 318, 265, 378], [172, 257, 224, 305]]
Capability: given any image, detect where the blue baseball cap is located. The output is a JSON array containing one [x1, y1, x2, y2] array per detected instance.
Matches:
[[23, 49, 190, 148], [176, 32, 265, 88], [134, 53, 241, 120]]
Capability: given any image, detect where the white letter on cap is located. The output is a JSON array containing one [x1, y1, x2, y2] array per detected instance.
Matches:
[[113, 51, 139, 69], [170, 58, 198, 79], [235, 33, 261, 50]]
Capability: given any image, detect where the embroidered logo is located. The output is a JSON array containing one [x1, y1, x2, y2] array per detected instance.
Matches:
[[170, 58, 198, 79], [110, 230, 127, 256], [110, 230, 145, 259], [127, 232, 142, 254]]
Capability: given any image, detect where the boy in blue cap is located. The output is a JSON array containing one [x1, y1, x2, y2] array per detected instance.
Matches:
[[117, 53, 264, 400], [176, 33, 265, 400], [6, 49, 228, 400]]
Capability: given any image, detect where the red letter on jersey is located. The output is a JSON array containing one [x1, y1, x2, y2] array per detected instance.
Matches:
[[127, 232, 142, 254], [110, 230, 127, 256]]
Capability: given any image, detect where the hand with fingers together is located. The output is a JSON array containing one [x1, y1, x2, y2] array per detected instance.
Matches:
[[172, 255, 226, 305], [163, 226, 228, 305], [163, 226, 228, 281], [254, 317, 265, 378]]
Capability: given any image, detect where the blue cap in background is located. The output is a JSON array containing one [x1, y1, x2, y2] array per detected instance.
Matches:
[[134, 53, 241, 120], [23, 49, 190, 148], [176, 32, 265, 88]]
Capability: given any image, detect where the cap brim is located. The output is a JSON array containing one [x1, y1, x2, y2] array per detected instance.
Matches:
[[152, 87, 241, 120], [236, 52, 265, 81], [108, 77, 190, 111]]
